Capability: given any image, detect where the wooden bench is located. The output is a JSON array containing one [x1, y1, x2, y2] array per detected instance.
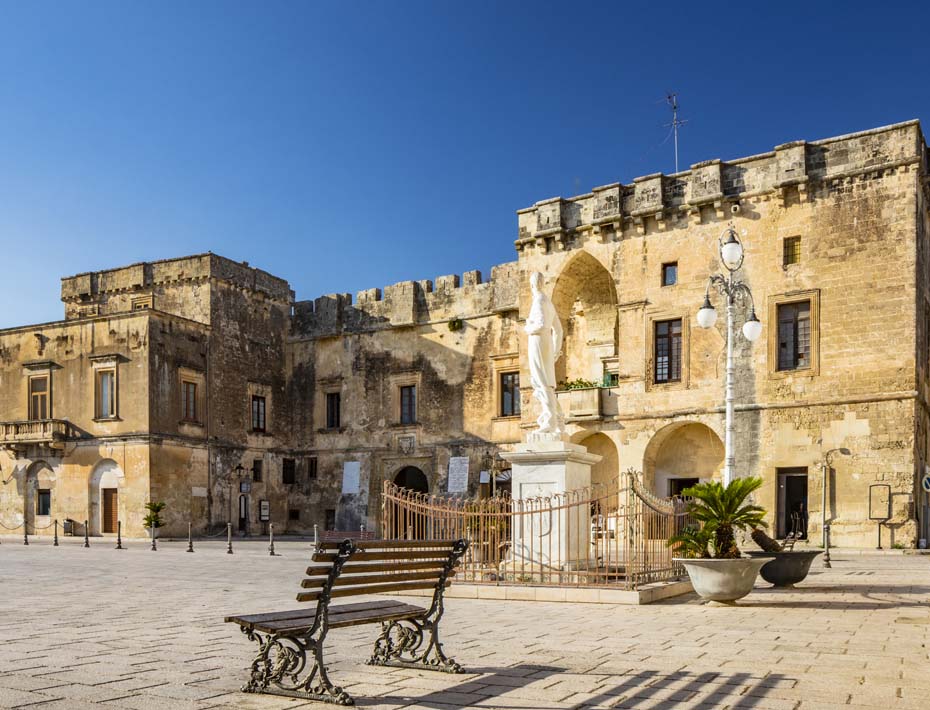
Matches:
[[225, 538, 468, 706]]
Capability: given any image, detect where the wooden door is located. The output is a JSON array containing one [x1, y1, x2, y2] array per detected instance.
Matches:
[[102, 488, 118, 534]]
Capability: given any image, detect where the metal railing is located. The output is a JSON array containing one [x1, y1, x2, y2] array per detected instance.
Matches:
[[381, 469, 693, 590]]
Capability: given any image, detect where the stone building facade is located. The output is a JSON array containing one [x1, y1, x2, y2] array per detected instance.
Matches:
[[1, 120, 928, 547]]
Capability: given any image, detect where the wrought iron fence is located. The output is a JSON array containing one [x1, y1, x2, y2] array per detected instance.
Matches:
[[381, 469, 694, 590]]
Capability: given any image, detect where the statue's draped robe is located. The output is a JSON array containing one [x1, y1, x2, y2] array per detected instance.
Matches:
[[525, 291, 564, 433]]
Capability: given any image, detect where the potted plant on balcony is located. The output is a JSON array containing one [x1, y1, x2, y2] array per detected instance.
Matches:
[[143, 501, 166, 539], [669, 477, 771, 603]]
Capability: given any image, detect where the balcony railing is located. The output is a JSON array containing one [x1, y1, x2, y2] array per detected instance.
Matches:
[[0, 420, 76, 450], [556, 387, 602, 420]]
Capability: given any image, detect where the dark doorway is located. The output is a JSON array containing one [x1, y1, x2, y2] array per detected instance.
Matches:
[[777, 468, 808, 539], [238, 494, 249, 535], [394, 466, 429, 493], [668, 477, 699, 497]]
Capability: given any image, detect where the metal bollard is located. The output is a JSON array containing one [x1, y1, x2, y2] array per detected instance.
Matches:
[[53, 519, 59, 547], [187, 522, 194, 553], [23, 527, 28, 546], [150, 523, 157, 551], [269, 522, 276, 556], [116, 521, 123, 550], [226, 522, 233, 554], [313, 524, 319, 547], [823, 524, 832, 569], [84, 520, 90, 548]]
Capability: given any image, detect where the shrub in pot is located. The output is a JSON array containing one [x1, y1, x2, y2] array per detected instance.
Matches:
[[143, 501, 166, 539], [668, 477, 771, 603]]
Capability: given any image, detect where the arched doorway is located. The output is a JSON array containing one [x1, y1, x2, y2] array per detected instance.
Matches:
[[578, 433, 619, 489], [24, 461, 54, 535], [551, 252, 618, 385], [394, 466, 429, 493], [89, 460, 124, 535], [643, 422, 724, 497]]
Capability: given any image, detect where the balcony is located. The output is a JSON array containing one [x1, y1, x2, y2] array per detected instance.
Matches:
[[0, 420, 76, 451], [556, 387, 603, 421]]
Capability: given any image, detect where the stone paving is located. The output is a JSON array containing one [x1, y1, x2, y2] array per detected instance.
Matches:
[[0, 536, 927, 710]]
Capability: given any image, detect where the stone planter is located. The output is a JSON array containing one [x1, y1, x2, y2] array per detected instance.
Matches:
[[674, 557, 769, 603], [144, 526, 161, 540], [747, 550, 822, 587]]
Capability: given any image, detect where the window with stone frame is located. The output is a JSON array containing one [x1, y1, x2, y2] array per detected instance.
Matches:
[[661, 262, 678, 287], [252, 459, 263, 483], [308, 457, 318, 479], [325, 392, 341, 429], [777, 301, 811, 371], [181, 380, 198, 422], [400, 384, 417, 425], [654, 319, 682, 383], [251, 395, 266, 432], [783, 236, 801, 266], [282, 458, 296, 485], [37, 489, 51, 516], [28, 375, 49, 420], [499, 371, 521, 417], [95, 368, 116, 419]]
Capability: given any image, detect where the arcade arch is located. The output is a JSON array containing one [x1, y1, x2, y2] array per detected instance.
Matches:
[[89, 459, 124, 535], [643, 422, 724, 497]]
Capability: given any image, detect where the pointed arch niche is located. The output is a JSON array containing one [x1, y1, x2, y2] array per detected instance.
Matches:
[[550, 251, 618, 385]]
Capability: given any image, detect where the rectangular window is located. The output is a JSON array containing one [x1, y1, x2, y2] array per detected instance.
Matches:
[[308, 457, 318, 479], [288, 508, 300, 521], [400, 385, 417, 425], [326, 392, 341, 429], [654, 319, 683, 383], [500, 372, 521, 417], [783, 236, 801, 266], [37, 489, 51, 516], [95, 369, 116, 419], [252, 459, 263, 483], [661, 262, 678, 287], [282, 458, 296, 485], [181, 381, 198, 422], [777, 301, 811, 371], [325, 509, 336, 531], [251, 395, 266, 432], [29, 376, 49, 420]]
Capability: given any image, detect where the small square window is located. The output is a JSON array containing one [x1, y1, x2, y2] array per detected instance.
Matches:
[[252, 460, 263, 483], [783, 236, 801, 266], [282, 458, 296, 485], [288, 508, 300, 521], [661, 262, 678, 287], [308, 457, 318, 479], [37, 489, 51, 516]]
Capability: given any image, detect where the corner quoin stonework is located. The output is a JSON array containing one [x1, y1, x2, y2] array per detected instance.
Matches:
[[0, 120, 928, 548]]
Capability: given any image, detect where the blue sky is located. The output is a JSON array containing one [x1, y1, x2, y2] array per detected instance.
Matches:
[[1, 1, 928, 328]]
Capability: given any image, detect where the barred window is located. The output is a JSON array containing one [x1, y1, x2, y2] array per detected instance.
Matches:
[[783, 236, 801, 266], [500, 372, 520, 417], [777, 301, 811, 371], [654, 319, 682, 383]]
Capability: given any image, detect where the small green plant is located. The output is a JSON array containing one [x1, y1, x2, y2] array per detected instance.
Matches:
[[448, 317, 463, 332], [668, 524, 712, 559], [891, 542, 906, 550], [557, 378, 599, 390], [143, 501, 166, 529]]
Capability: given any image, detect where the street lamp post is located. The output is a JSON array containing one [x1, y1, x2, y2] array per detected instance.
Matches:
[[696, 223, 763, 487], [234, 463, 250, 538]]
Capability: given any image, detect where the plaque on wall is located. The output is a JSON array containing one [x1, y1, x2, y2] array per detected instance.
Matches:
[[479, 470, 490, 484], [342, 461, 361, 495], [447, 457, 469, 493], [259, 499, 270, 522]]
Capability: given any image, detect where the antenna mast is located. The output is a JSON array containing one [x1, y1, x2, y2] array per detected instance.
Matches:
[[665, 93, 688, 173]]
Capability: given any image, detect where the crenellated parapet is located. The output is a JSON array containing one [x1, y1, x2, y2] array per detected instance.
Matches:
[[291, 262, 521, 339], [515, 120, 925, 252]]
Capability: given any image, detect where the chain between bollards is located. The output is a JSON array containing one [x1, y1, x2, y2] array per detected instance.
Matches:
[[116, 520, 123, 550], [53, 519, 59, 547], [187, 522, 194, 552], [268, 522, 276, 556], [823, 523, 832, 569], [226, 522, 233, 554]]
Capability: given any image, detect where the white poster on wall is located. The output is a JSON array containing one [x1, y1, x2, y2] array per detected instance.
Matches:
[[479, 470, 490, 484], [447, 457, 469, 493], [341, 461, 361, 494]]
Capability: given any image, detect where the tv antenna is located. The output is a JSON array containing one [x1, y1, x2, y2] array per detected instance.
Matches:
[[664, 93, 688, 173]]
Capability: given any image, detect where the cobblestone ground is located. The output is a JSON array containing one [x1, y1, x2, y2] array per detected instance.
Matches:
[[0, 537, 927, 710]]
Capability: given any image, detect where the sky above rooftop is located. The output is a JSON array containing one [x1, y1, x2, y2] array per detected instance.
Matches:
[[1, 1, 928, 328]]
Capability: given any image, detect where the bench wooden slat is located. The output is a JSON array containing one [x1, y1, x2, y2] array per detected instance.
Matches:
[[311, 550, 452, 563], [305, 560, 457, 576], [297, 580, 449, 603], [314, 539, 457, 551], [226, 600, 426, 634], [301, 569, 454, 589], [224, 599, 402, 627]]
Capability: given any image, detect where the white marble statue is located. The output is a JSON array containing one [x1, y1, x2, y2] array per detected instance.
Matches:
[[525, 271, 565, 435]]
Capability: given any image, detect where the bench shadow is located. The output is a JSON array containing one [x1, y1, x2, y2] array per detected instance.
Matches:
[[358, 665, 793, 709]]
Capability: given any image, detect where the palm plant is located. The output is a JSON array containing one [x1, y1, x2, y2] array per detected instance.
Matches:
[[673, 478, 767, 559], [143, 501, 166, 529], [668, 524, 712, 559]]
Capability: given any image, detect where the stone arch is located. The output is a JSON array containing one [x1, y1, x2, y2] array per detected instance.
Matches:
[[393, 466, 429, 494], [24, 461, 54, 535], [643, 422, 724, 497], [89, 459, 124, 536], [550, 251, 618, 385], [578, 432, 619, 489]]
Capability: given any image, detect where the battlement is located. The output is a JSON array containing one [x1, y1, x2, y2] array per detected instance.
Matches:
[[516, 120, 927, 250], [292, 262, 521, 338]]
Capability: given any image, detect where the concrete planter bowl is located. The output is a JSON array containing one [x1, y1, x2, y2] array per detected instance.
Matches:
[[747, 550, 822, 587], [674, 557, 770, 603]]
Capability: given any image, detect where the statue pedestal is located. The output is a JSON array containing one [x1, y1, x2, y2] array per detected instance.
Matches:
[[501, 437, 601, 572]]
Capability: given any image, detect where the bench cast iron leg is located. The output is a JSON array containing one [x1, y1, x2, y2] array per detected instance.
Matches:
[[367, 617, 463, 673], [240, 627, 354, 705]]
